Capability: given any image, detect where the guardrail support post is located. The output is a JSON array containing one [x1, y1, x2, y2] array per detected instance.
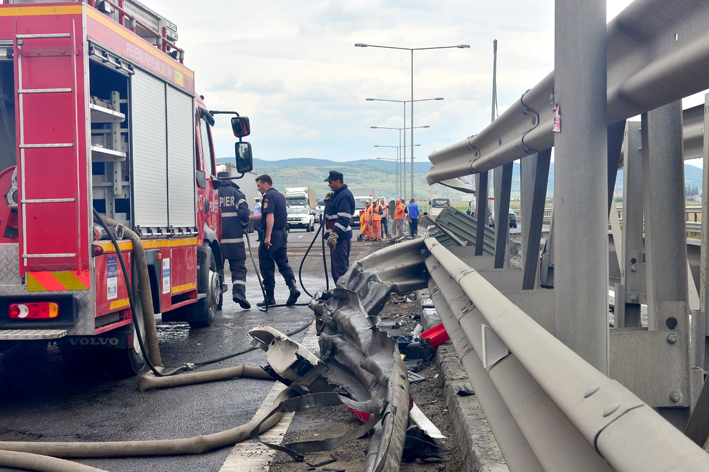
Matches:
[[700, 92, 709, 371], [616, 121, 644, 328], [641, 101, 691, 427], [683, 93, 709, 445], [522, 149, 551, 290], [494, 163, 513, 268], [642, 103, 688, 331], [520, 154, 535, 272], [553, 0, 609, 373], [475, 172, 489, 256]]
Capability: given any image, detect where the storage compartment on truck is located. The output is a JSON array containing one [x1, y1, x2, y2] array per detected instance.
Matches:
[[89, 45, 197, 236], [89, 58, 131, 228]]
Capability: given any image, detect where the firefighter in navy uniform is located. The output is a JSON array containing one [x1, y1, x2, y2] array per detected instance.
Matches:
[[217, 168, 251, 309], [249, 174, 300, 307], [323, 171, 355, 284]]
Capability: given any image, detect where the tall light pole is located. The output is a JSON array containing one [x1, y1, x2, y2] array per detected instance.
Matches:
[[357, 42, 469, 198], [366, 97, 441, 200], [372, 125, 429, 199]]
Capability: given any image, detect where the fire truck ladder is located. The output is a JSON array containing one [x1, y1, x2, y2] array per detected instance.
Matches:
[[14, 22, 82, 272]]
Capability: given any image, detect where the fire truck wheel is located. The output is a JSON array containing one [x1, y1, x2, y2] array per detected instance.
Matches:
[[188, 252, 219, 329], [105, 293, 146, 378]]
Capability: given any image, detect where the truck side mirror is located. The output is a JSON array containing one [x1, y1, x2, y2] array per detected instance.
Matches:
[[231, 116, 251, 138], [235, 142, 253, 173]]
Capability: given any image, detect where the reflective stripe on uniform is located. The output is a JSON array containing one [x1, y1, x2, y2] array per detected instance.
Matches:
[[233, 280, 246, 285], [222, 237, 244, 244], [237, 199, 246, 206], [222, 212, 238, 217], [335, 223, 351, 232], [337, 212, 354, 218], [326, 214, 338, 220]]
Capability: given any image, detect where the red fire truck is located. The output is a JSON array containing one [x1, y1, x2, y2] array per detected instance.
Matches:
[[0, 0, 251, 376]]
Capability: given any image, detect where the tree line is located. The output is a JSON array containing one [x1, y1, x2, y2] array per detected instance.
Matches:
[[686, 185, 700, 197]]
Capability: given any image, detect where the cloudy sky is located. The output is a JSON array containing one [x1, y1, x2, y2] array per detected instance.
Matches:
[[148, 0, 703, 167]]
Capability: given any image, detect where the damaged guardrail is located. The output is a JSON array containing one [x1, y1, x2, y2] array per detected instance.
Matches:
[[243, 241, 424, 472], [431, 206, 496, 253], [341, 235, 709, 471], [423, 236, 709, 472]]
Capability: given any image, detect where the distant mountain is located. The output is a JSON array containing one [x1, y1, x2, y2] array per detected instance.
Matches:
[[216, 157, 703, 200], [217, 157, 433, 174]]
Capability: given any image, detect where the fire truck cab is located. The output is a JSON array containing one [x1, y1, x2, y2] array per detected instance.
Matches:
[[0, 0, 252, 376]]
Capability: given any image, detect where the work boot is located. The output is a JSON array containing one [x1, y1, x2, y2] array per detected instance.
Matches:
[[232, 285, 251, 309], [256, 289, 276, 307], [286, 279, 301, 306]]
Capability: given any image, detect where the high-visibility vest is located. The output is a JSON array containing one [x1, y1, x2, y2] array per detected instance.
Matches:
[[395, 203, 405, 220], [364, 206, 373, 223], [372, 204, 382, 221]]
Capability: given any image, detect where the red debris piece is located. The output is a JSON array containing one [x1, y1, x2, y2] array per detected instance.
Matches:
[[420, 323, 449, 348], [348, 396, 414, 424]]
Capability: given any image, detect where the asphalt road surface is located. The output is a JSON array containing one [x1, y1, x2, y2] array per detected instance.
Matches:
[[0, 225, 386, 472]]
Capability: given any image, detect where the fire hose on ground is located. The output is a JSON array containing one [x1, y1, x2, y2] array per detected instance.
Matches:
[[0, 207, 368, 472]]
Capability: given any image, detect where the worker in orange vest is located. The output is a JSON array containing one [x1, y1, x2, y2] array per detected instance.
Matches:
[[365, 200, 377, 240], [371, 199, 383, 240], [394, 198, 406, 238], [361, 200, 372, 240]]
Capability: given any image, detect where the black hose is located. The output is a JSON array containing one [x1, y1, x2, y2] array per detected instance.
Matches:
[[244, 230, 270, 312], [92, 209, 166, 378], [298, 223, 324, 298], [322, 200, 330, 291], [95, 207, 326, 379], [190, 314, 315, 368], [321, 219, 330, 292]]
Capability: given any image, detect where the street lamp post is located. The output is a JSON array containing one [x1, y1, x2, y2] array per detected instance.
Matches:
[[366, 97, 441, 200], [372, 125, 429, 199], [357, 42, 470, 198]]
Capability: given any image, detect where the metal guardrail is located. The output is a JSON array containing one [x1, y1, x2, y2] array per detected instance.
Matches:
[[416, 0, 709, 468], [426, 0, 709, 188], [533, 207, 703, 233], [432, 206, 496, 254], [424, 238, 709, 472], [344, 239, 709, 471]]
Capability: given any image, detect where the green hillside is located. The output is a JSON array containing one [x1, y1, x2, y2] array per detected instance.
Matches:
[[217, 157, 704, 202], [252, 163, 433, 201]]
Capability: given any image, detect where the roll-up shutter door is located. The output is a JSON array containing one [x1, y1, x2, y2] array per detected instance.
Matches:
[[131, 68, 168, 229], [166, 86, 196, 228]]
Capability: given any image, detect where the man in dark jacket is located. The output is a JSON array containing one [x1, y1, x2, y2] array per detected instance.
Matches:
[[218, 171, 251, 309], [323, 170, 355, 284], [249, 174, 300, 307]]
